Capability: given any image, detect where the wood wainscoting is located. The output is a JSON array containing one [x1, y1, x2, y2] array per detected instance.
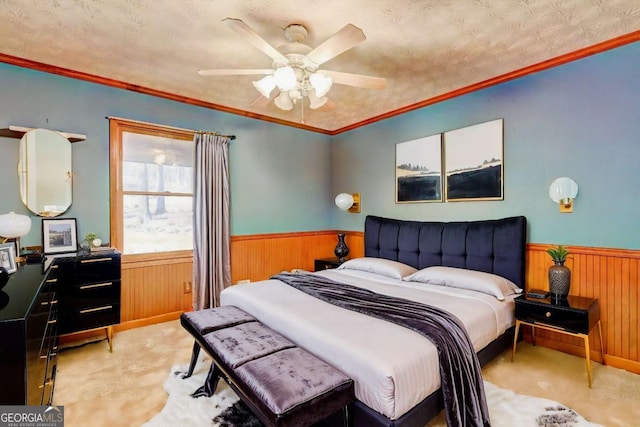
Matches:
[[84, 230, 638, 375], [117, 252, 193, 331], [230, 230, 364, 283]]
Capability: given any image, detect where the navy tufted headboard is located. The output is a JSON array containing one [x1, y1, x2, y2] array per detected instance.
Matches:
[[364, 215, 527, 289]]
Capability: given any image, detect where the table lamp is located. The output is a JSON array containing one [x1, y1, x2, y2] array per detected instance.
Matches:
[[0, 211, 32, 264]]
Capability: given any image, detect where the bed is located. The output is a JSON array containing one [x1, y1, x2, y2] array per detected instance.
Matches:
[[220, 215, 527, 427]]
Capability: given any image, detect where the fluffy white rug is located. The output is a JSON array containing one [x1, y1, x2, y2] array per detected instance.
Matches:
[[143, 358, 604, 427]]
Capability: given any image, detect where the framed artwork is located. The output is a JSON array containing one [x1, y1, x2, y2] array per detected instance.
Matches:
[[42, 218, 78, 254], [395, 133, 443, 203], [444, 119, 504, 201], [0, 242, 17, 274]]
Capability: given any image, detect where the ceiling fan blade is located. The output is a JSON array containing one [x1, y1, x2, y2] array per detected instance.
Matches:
[[306, 24, 366, 66], [223, 18, 288, 63], [198, 68, 274, 76], [323, 70, 386, 89]]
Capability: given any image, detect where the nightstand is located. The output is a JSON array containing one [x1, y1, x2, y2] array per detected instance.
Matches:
[[314, 257, 345, 271], [512, 295, 605, 387]]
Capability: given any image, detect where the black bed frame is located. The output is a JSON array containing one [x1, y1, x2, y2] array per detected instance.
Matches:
[[340, 215, 527, 427]]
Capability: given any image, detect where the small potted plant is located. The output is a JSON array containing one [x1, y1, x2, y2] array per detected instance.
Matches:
[[547, 245, 571, 299], [547, 245, 569, 266]]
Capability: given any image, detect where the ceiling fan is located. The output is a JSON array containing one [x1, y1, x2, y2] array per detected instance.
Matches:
[[198, 18, 386, 112]]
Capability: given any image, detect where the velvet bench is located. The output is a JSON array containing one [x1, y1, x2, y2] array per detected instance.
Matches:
[[180, 306, 355, 427]]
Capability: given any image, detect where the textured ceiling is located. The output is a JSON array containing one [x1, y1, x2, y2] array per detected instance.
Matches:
[[1, 0, 639, 133]]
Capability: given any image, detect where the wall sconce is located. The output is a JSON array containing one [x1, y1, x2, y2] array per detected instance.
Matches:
[[549, 177, 578, 213], [334, 193, 361, 213]]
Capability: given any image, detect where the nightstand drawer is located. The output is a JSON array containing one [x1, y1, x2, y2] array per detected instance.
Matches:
[[516, 304, 586, 333], [515, 296, 599, 335]]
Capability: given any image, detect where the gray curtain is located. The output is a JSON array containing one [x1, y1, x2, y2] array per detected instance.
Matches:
[[193, 132, 231, 310]]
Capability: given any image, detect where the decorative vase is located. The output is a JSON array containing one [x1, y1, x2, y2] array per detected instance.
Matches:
[[549, 261, 571, 299], [334, 233, 349, 261]]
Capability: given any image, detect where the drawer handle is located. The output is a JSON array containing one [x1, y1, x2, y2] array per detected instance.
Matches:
[[51, 265, 58, 269], [80, 257, 113, 264], [545, 312, 551, 318], [47, 319, 57, 325], [80, 282, 113, 290], [80, 305, 113, 314], [46, 278, 57, 283]]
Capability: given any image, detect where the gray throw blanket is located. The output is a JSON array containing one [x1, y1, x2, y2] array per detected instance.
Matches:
[[272, 272, 490, 427]]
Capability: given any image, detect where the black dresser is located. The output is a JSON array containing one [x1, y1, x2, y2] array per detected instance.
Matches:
[[0, 250, 122, 405], [0, 263, 59, 405], [54, 250, 121, 351]]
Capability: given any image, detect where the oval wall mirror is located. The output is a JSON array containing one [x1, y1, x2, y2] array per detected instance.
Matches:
[[18, 129, 72, 217]]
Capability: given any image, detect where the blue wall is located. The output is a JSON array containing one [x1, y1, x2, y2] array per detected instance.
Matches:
[[331, 41, 640, 249], [0, 63, 333, 246], [2, 40, 639, 250]]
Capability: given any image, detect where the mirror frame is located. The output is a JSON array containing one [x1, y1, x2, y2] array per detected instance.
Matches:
[[18, 128, 73, 217]]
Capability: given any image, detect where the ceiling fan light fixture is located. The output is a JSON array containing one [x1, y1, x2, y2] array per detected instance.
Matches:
[[274, 91, 294, 110], [308, 90, 328, 109], [273, 66, 297, 91], [252, 75, 276, 98], [309, 73, 333, 98]]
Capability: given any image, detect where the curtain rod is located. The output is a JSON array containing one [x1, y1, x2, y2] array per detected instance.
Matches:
[[105, 116, 236, 140]]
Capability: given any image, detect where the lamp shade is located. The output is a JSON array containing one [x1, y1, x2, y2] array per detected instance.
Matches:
[[308, 91, 328, 109], [0, 211, 32, 238], [274, 91, 294, 110], [273, 66, 297, 91], [309, 72, 333, 97], [252, 75, 276, 98], [549, 177, 578, 203], [334, 193, 354, 211]]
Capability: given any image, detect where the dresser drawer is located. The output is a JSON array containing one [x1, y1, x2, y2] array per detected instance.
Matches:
[[74, 255, 121, 284], [515, 299, 593, 334], [59, 302, 120, 334], [62, 279, 120, 298]]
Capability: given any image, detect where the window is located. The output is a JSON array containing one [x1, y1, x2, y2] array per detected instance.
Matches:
[[110, 118, 194, 256]]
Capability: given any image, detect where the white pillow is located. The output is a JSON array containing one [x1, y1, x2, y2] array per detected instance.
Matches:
[[337, 257, 417, 279], [402, 266, 522, 300]]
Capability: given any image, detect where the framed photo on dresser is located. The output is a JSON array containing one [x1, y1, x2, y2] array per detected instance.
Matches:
[[42, 218, 78, 254], [0, 242, 17, 273]]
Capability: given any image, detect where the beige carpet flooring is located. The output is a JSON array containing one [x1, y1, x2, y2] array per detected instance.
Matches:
[[54, 320, 640, 427]]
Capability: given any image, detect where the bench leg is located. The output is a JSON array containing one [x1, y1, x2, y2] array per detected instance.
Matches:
[[182, 341, 201, 379], [191, 362, 222, 398]]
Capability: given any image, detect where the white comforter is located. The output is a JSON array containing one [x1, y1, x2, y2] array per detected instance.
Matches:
[[220, 269, 516, 420]]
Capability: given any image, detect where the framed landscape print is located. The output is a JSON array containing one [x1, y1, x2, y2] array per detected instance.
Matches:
[[395, 134, 443, 203], [444, 119, 504, 201], [42, 218, 78, 254]]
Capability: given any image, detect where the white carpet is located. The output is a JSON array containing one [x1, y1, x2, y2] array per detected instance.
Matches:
[[143, 357, 604, 427]]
